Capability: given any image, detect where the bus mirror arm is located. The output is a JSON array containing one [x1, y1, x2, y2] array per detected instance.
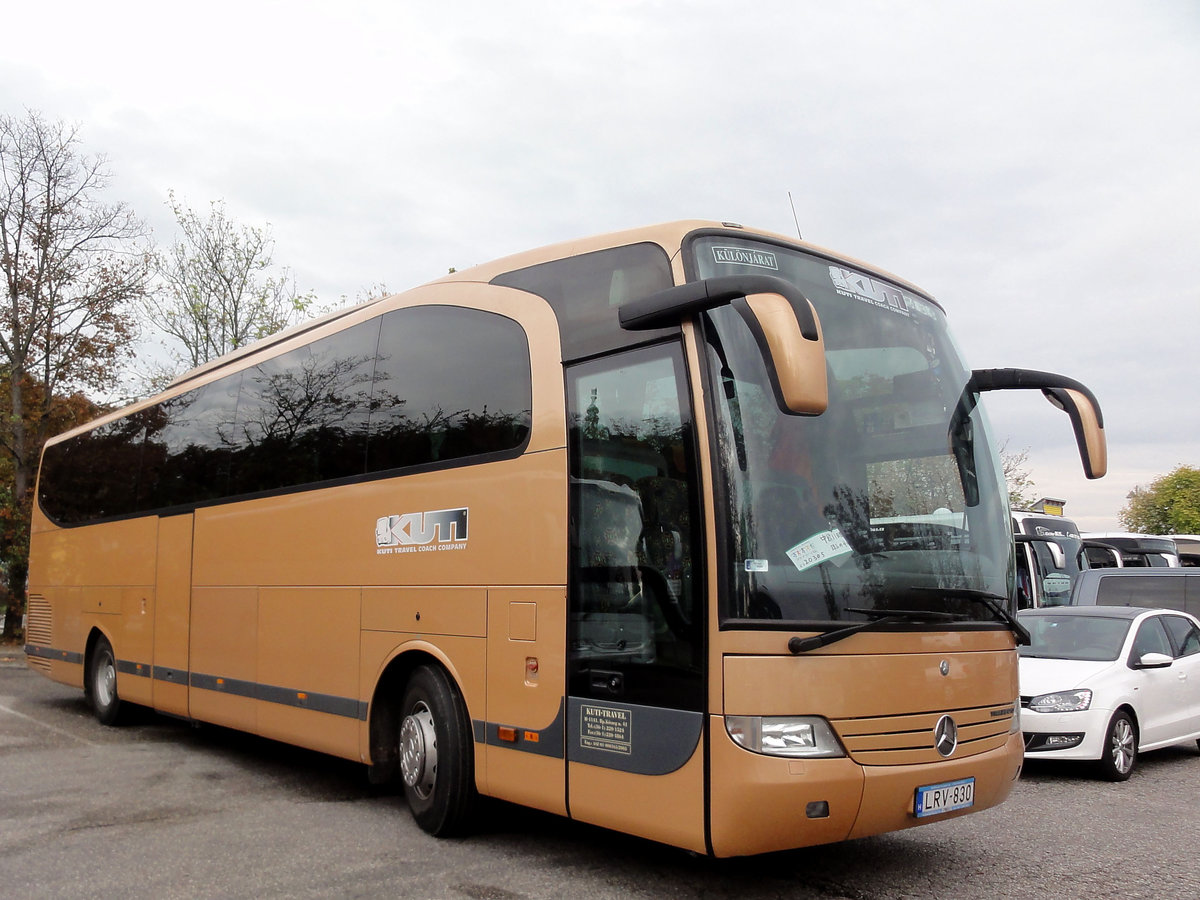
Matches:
[[964, 368, 1107, 480], [619, 274, 817, 336], [620, 275, 827, 416]]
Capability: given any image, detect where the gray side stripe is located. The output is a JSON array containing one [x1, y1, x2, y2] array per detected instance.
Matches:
[[24, 644, 84, 664], [116, 660, 153, 678], [22, 644, 367, 721], [188, 672, 369, 720], [473, 697, 567, 759]]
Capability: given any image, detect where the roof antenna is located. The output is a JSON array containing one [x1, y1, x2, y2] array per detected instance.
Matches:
[[787, 191, 803, 240]]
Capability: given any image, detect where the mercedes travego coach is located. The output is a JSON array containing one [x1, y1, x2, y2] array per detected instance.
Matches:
[[1083, 533, 1180, 568], [24, 220, 1107, 856]]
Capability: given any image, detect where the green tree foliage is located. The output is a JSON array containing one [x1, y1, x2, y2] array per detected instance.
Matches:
[[146, 192, 316, 372], [1120, 465, 1200, 534], [0, 379, 98, 634], [0, 111, 147, 636]]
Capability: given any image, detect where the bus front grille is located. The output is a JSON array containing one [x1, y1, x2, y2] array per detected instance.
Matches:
[[832, 703, 1016, 765]]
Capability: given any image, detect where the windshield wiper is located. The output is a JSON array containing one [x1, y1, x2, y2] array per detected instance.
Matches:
[[787, 607, 966, 654], [913, 587, 1031, 646]]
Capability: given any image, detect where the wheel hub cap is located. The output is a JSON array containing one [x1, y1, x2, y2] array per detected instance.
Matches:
[[97, 660, 116, 707], [399, 703, 438, 799]]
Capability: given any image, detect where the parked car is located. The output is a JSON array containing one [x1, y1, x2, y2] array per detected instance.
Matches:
[[1018, 606, 1200, 780], [1068, 567, 1200, 617]]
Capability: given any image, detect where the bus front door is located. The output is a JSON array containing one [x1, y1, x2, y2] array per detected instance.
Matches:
[[565, 346, 707, 853]]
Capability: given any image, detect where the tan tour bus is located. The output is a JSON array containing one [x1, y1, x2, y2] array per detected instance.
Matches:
[[24, 220, 1106, 856]]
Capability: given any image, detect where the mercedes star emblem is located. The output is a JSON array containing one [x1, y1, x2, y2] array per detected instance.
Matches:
[[934, 715, 958, 757]]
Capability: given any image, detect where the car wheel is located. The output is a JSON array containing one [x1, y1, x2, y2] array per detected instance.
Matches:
[[1097, 710, 1137, 781], [398, 664, 476, 836], [87, 636, 124, 726]]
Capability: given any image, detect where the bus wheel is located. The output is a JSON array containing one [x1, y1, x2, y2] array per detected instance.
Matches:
[[398, 664, 476, 836], [88, 636, 123, 726]]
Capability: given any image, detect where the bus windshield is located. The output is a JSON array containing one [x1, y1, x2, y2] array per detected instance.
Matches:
[[689, 235, 1013, 626]]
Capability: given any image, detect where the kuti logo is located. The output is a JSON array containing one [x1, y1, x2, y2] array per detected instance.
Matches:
[[375, 508, 469, 556]]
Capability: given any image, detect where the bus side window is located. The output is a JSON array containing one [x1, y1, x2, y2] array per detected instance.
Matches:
[[368, 306, 532, 472]]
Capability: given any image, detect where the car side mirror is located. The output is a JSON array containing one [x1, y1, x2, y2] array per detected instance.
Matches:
[[1133, 652, 1173, 669]]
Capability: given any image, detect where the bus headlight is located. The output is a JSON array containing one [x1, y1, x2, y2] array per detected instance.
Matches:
[[725, 715, 845, 758]]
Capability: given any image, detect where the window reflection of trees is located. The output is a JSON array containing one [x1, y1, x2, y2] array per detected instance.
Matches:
[[232, 346, 375, 493], [42, 307, 535, 523], [143, 378, 242, 507]]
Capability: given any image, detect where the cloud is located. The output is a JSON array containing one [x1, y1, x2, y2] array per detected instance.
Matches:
[[3, 0, 1198, 527]]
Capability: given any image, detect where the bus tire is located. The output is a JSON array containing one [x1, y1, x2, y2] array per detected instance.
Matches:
[[398, 664, 476, 836], [87, 635, 124, 726]]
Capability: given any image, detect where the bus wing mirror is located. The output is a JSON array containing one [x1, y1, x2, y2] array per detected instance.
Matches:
[[967, 368, 1107, 479], [1042, 386, 1107, 479], [619, 274, 827, 416], [731, 291, 827, 415]]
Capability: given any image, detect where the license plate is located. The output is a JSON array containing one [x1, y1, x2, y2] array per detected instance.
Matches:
[[914, 777, 975, 818]]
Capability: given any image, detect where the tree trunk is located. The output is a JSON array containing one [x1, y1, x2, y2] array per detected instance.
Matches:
[[2, 584, 24, 642], [1, 555, 25, 641]]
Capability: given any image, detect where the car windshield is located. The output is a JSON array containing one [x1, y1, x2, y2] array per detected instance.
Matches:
[[688, 235, 1013, 626], [1018, 614, 1131, 661]]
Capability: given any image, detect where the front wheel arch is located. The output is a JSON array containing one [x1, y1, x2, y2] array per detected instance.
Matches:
[[1096, 707, 1138, 781]]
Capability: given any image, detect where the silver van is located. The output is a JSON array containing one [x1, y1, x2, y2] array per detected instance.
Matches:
[[1069, 567, 1200, 617]]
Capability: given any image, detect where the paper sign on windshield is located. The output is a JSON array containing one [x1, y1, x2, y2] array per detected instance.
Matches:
[[786, 529, 853, 573]]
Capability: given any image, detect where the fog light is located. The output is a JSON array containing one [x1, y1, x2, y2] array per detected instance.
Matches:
[[1044, 734, 1082, 747], [1024, 732, 1084, 751]]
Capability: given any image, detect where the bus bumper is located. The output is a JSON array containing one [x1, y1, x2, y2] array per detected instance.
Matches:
[[708, 722, 1023, 857]]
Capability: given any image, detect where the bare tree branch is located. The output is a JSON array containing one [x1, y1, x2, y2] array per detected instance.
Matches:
[[0, 109, 147, 637], [146, 192, 316, 371]]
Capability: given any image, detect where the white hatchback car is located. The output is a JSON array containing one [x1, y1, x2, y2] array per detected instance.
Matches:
[[1018, 606, 1200, 780]]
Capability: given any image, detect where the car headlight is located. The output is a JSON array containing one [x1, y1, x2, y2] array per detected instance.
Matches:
[[725, 716, 845, 758], [1028, 689, 1092, 713]]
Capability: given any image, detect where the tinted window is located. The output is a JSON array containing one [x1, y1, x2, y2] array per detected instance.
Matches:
[[229, 319, 379, 494], [38, 414, 148, 523], [492, 242, 674, 361], [367, 306, 531, 472], [1095, 575, 1185, 611], [143, 376, 242, 509], [40, 306, 533, 525]]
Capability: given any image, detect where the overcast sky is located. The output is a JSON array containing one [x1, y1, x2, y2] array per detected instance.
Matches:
[[4, 1, 1197, 531]]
